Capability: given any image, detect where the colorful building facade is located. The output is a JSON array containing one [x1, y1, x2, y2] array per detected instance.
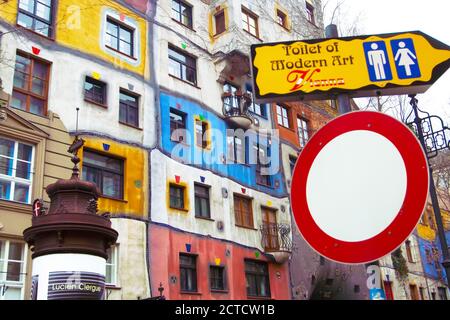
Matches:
[[0, 0, 154, 299]]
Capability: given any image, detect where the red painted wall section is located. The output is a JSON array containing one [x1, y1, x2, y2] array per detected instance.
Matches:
[[149, 224, 291, 300]]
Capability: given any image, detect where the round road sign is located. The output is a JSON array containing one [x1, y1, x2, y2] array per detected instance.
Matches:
[[291, 111, 429, 264]]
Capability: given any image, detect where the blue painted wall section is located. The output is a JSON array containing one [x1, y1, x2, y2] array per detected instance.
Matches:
[[418, 232, 450, 281], [159, 92, 287, 197]]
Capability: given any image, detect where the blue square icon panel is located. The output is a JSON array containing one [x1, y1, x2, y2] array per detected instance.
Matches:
[[363, 41, 393, 82], [390, 38, 421, 79]]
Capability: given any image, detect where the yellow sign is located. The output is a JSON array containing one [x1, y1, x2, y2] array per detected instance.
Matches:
[[250, 31, 450, 102]]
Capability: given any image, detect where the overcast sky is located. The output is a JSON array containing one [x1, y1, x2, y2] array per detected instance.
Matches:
[[323, 0, 450, 122]]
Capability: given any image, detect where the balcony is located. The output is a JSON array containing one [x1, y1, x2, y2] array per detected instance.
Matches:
[[222, 90, 253, 128], [260, 223, 293, 264]]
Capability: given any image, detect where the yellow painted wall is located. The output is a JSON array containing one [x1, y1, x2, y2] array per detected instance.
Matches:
[[0, 0, 148, 76], [417, 208, 450, 241], [80, 137, 148, 218]]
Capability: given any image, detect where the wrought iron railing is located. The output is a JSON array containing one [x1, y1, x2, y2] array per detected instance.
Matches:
[[221, 92, 252, 118], [259, 223, 293, 253]]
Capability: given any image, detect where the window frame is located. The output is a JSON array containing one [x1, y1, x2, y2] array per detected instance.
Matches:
[[297, 117, 309, 147], [179, 253, 198, 293], [171, 0, 193, 29], [276, 104, 290, 128], [84, 76, 107, 107], [227, 134, 246, 165], [16, 0, 54, 38], [289, 155, 298, 175], [0, 240, 27, 300], [119, 89, 139, 128], [168, 45, 198, 86], [306, 2, 316, 25], [214, 9, 226, 35], [233, 194, 254, 229], [105, 245, 119, 287], [194, 183, 211, 219], [81, 149, 124, 200], [11, 51, 51, 116], [405, 240, 414, 263], [241, 6, 259, 38], [105, 16, 136, 58], [276, 9, 288, 29], [169, 108, 188, 143], [195, 119, 210, 149], [209, 265, 227, 292], [254, 141, 271, 187], [169, 183, 186, 210], [245, 84, 266, 118], [244, 259, 271, 298], [0, 137, 35, 204]]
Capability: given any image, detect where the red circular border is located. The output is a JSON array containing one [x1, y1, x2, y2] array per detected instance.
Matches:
[[290, 111, 429, 264]]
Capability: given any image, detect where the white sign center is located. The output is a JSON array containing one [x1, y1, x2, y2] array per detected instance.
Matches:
[[306, 130, 407, 242]]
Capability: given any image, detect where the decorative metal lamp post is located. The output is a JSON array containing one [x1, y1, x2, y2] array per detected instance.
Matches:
[[407, 94, 450, 287], [23, 134, 118, 300]]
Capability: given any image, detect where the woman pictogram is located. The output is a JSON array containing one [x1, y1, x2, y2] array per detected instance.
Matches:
[[394, 41, 417, 76]]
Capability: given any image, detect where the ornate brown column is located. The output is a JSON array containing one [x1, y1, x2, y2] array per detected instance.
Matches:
[[23, 137, 118, 300]]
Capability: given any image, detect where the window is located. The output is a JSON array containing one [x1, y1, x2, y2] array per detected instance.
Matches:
[[105, 17, 134, 57], [242, 7, 259, 38], [320, 256, 325, 265], [245, 260, 270, 297], [195, 119, 209, 149], [119, 90, 139, 127], [234, 194, 253, 228], [214, 10, 226, 35], [254, 142, 271, 186], [223, 82, 239, 114], [17, 0, 53, 37], [106, 246, 118, 286], [180, 254, 197, 292], [0, 137, 33, 204], [276, 9, 288, 29], [297, 117, 309, 147], [168, 45, 197, 86], [170, 109, 187, 143], [172, 0, 193, 28], [84, 77, 107, 106], [306, 2, 315, 25], [419, 287, 425, 300], [0, 240, 26, 300], [11, 52, 50, 116], [289, 155, 297, 175], [169, 184, 185, 210], [276, 104, 290, 128], [195, 184, 210, 219], [438, 287, 448, 300], [405, 240, 414, 263], [210, 266, 226, 291], [246, 84, 265, 117], [82, 150, 124, 199], [227, 134, 246, 164], [409, 284, 419, 300], [262, 208, 279, 251]]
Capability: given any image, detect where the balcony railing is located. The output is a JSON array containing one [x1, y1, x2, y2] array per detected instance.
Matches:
[[260, 223, 293, 258], [221, 91, 253, 128]]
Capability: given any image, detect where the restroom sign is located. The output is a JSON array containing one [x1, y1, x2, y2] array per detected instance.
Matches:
[[290, 111, 429, 264], [250, 31, 450, 103]]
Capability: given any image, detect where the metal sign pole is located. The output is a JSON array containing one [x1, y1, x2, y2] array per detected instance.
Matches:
[[324, 24, 352, 114]]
